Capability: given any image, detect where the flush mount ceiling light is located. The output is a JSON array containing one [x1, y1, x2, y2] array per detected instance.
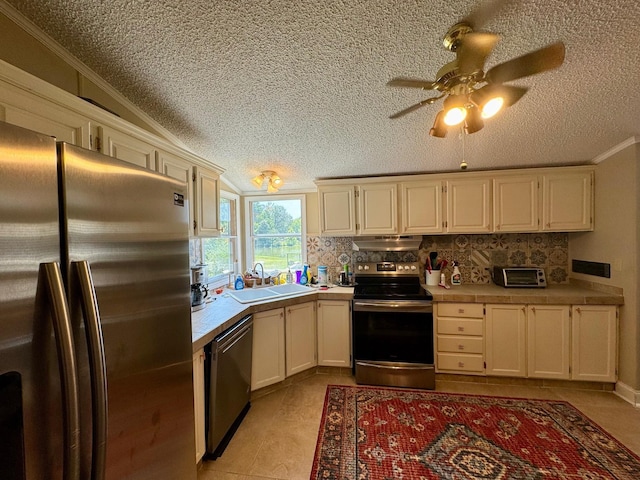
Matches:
[[251, 170, 284, 193], [386, 1, 565, 138]]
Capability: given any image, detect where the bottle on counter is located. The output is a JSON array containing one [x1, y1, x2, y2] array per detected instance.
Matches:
[[300, 264, 309, 285], [234, 274, 245, 290], [286, 268, 293, 284], [451, 261, 462, 286]]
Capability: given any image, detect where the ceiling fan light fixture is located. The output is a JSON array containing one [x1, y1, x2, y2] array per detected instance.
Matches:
[[464, 105, 484, 134], [443, 94, 468, 126], [481, 96, 504, 118], [429, 110, 448, 138]]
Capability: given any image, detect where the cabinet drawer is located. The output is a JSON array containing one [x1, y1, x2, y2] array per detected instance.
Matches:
[[437, 303, 483, 318], [437, 318, 483, 336], [437, 335, 483, 354], [437, 353, 484, 372]]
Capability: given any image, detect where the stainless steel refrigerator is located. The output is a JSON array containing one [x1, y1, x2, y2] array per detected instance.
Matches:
[[0, 121, 197, 480]]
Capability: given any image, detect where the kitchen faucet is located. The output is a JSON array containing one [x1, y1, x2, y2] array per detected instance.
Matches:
[[253, 262, 265, 287]]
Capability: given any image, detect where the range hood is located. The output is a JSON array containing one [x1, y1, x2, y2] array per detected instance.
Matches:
[[352, 235, 423, 252]]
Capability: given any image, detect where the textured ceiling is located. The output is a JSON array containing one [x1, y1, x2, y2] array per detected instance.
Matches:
[[7, 0, 640, 192]]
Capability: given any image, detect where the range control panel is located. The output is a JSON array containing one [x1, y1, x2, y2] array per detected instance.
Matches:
[[354, 262, 420, 276]]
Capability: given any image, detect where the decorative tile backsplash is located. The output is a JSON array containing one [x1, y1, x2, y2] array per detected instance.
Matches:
[[307, 233, 569, 285]]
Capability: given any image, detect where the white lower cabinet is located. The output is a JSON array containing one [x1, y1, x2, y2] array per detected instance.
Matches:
[[571, 305, 617, 382], [251, 308, 286, 390], [285, 302, 317, 376], [527, 305, 570, 379], [192, 349, 206, 463], [317, 300, 351, 367], [435, 303, 485, 374], [485, 304, 527, 377]]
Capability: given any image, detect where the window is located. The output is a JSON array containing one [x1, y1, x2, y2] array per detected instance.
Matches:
[[245, 195, 306, 273], [202, 192, 239, 285]]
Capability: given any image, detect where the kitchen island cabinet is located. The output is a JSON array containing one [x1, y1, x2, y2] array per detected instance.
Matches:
[[317, 300, 351, 367]]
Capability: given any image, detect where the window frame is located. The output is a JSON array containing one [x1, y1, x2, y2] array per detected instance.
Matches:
[[202, 190, 241, 287], [244, 194, 307, 273]]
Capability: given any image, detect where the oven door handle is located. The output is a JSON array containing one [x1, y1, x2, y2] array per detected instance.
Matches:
[[353, 301, 433, 313]]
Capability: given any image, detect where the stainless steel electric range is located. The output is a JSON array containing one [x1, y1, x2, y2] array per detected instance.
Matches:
[[352, 261, 435, 390]]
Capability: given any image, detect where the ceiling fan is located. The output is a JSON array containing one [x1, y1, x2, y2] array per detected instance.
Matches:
[[387, 2, 565, 137]]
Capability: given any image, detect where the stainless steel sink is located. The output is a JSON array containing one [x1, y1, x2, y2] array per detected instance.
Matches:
[[227, 283, 312, 304]]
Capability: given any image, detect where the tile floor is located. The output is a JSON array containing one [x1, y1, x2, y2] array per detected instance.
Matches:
[[197, 373, 640, 480]]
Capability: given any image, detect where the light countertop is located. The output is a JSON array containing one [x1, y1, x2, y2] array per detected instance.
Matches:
[[191, 285, 353, 352], [191, 282, 622, 353]]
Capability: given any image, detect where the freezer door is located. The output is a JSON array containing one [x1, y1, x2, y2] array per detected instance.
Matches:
[[59, 143, 196, 480], [0, 122, 70, 480]]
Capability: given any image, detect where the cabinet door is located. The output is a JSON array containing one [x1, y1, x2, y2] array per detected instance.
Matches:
[[400, 180, 443, 234], [317, 300, 351, 367], [493, 175, 539, 232], [527, 305, 570, 379], [251, 308, 285, 390], [542, 171, 593, 231], [193, 165, 220, 237], [192, 349, 206, 463], [285, 302, 317, 376], [0, 84, 91, 148], [358, 183, 398, 235], [99, 125, 157, 170], [318, 185, 356, 235], [445, 178, 491, 233], [485, 304, 527, 377], [571, 305, 617, 382], [158, 150, 194, 236]]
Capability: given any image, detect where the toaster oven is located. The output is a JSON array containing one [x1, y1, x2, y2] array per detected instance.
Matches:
[[492, 267, 547, 288]]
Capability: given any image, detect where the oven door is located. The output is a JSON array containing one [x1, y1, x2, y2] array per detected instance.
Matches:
[[352, 300, 435, 389]]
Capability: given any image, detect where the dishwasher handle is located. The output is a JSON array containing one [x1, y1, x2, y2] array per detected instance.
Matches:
[[215, 315, 253, 354]]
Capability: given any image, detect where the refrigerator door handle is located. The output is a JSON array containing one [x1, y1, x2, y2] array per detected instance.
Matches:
[[40, 262, 81, 480], [72, 261, 107, 480]]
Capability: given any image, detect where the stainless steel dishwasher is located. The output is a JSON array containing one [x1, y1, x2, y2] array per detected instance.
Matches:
[[205, 314, 253, 458]]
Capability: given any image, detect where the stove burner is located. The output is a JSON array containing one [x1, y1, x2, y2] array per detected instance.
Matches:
[[353, 262, 432, 302]]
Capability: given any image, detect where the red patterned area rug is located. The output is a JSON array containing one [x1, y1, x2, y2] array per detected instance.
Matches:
[[310, 385, 640, 480]]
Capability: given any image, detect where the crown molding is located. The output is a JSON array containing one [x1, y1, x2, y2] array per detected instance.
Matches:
[[592, 136, 640, 164], [0, 1, 192, 153]]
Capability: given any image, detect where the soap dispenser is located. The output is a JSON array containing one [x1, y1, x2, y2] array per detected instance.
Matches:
[[234, 274, 245, 290]]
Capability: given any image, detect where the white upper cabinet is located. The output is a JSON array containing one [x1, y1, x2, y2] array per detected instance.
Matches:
[[358, 183, 398, 235], [318, 184, 357, 236], [99, 125, 158, 170], [542, 170, 593, 231], [193, 165, 220, 237], [445, 177, 492, 233], [0, 81, 91, 148], [400, 180, 443, 234], [493, 175, 539, 232], [158, 150, 195, 235]]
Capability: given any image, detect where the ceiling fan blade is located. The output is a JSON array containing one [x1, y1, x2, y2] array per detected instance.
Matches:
[[389, 97, 441, 119], [461, 0, 514, 30], [485, 41, 566, 84], [457, 32, 500, 75], [386, 77, 436, 90]]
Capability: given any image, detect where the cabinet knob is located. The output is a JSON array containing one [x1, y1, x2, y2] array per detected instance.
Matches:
[[458, 309, 465, 314], [458, 362, 465, 368], [458, 344, 464, 350], [576, 307, 581, 314], [522, 307, 526, 314], [458, 326, 464, 332]]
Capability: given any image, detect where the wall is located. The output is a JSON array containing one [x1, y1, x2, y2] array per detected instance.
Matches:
[[569, 143, 639, 391], [306, 232, 569, 286]]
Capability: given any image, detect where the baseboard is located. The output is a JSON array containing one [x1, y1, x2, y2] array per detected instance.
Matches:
[[614, 381, 640, 407]]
